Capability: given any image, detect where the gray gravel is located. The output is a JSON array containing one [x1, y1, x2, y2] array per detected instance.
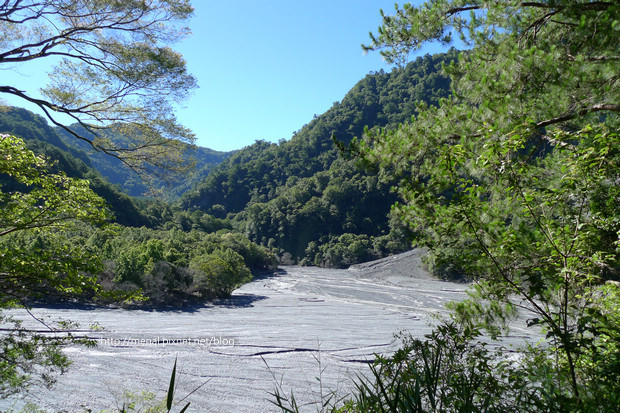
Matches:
[[1, 249, 538, 412]]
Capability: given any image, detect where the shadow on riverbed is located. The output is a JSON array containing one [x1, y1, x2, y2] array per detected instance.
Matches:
[[139, 270, 281, 311], [20, 271, 282, 313], [21, 293, 270, 313], [124, 292, 270, 312], [212, 293, 268, 308]]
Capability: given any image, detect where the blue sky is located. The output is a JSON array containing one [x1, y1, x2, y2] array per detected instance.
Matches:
[[175, 0, 406, 151], [2, 1, 449, 152], [177, 0, 433, 151]]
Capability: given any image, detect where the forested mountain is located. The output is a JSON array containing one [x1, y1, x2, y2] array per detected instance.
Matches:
[[0, 107, 275, 309], [0, 107, 150, 226], [182, 51, 455, 215], [55, 124, 232, 198], [181, 51, 457, 264], [1, 51, 457, 267]]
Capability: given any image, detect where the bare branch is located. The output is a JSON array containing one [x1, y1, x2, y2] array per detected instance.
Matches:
[[535, 103, 620, 129]]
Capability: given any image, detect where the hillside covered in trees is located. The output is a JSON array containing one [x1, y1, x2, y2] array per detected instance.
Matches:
[[3, 51, 457, 271], [0, 108, 274, 314], [0, 50, 458, 323], [0, 107, 152, 227], [1, 0, 618, 410], [181, 51, 456, 265]]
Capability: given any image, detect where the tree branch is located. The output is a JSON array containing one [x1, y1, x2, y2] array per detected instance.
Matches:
[[535, 103, 620, 129], [0, 85, 149, 175], [521, 2, 614, 11], [445, 1, 614, 17]]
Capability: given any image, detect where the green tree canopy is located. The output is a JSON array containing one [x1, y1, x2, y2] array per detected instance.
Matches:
[[1, 133, 110, 395], [0, 134, 108, 243], [0, 0, 197, 176], [352, 1, 619, 409]]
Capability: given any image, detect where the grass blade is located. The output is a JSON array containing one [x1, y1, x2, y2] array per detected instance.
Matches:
[[167, 356, 178, 411]]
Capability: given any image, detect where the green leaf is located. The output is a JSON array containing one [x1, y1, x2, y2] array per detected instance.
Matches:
[[167, 356, 177, 411]]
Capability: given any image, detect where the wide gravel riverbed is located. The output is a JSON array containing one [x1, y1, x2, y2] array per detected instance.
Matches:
[[2, 250, 537, 412]]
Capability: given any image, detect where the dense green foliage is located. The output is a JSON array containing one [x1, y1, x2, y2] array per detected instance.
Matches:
[[0, 110, 275, 303], [338, 0, 619, 411], [0, 134, 108, 395], [182, 52, 453, 215], [0, 134, 110, 304], [182, 52, 456, 264], [0, 107, 151, 226], [90, 223, 274, 303], [0, 128, 274, 305], [236, 159, 412, 265], [4, 52, 460, 269]]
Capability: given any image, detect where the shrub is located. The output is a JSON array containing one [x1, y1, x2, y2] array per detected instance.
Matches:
[[190, 249, 252, 298]]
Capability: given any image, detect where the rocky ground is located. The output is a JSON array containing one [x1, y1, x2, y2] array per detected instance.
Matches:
[[1, 249, 537, 412]]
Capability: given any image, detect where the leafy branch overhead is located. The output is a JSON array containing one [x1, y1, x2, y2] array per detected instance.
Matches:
[[350, 0, 619, 410], [0, 133, 109, 303], [0, 133, 110, 395], [364, 0, 618, 130], [0, 0, 197, 175], [0, 133, 109, 235]]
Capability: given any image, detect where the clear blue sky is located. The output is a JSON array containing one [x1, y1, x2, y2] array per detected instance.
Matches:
[[2, 1, 448, 152], [177, 0, 430, 151]]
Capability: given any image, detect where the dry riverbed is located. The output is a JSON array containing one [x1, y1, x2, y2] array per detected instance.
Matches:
[[1, 249, 537, 412]]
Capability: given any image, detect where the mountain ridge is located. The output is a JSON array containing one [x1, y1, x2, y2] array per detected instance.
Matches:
[[181, 50, 457, 264], [1, 49, 457, 266]]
